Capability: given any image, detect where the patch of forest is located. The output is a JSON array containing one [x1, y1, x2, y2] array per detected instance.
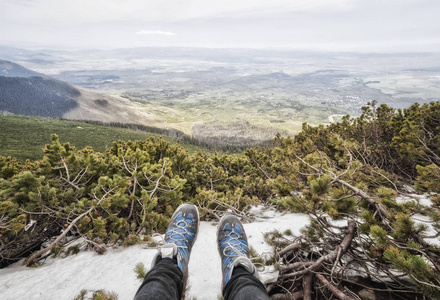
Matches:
[[1, 101, 440, 299]]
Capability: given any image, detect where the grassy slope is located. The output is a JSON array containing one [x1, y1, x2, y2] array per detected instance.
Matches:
[[0, 115, 204, 162]]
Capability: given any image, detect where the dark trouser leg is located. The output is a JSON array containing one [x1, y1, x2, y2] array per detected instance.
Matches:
[[134, 258, 183, 300], [223, 266, 270, 300]]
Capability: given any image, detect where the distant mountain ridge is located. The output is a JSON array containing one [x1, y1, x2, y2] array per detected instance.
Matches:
[[0, 59, 43, 77], [0, 59, 160, 125], [0, 59, 82, 117]]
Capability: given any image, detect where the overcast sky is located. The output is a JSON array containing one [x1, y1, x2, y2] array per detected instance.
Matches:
[[1, 0, 439, 52]]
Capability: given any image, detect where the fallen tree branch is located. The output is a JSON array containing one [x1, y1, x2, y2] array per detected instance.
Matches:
[[205, 209, 221, 221], [270, 291, 304, 300], [25, 190, 110, 266], [316, 273, 357, 300], [303, 273, 313, 300], [278, 242, 300, 257], [279, 262, 314, 272], [281, 220, 356, 279], [26, 208, 92, 266]]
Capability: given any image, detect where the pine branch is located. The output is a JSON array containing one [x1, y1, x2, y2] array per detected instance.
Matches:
[[295, 151, 391, 220], [331, 177, 390, 219]]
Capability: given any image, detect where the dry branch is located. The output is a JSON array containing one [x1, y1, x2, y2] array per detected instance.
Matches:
[[278, 242, 300, 257], [26, 208, 92, 265], [25, 191, 109, 266], [270, 291, 304, 300], [281, 220, 356, 279], [316, 273, 357, 300], [279, 262, 314, 272], [302, 273, 313, 300]]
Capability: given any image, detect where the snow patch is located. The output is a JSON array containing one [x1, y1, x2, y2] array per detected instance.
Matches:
[[396, 193, 439, 246]]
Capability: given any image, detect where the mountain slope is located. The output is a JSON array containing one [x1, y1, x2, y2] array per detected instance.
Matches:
[[0, 76, 79, 117], [0, 115, 204, 161], [0, 59, 43, 77], [0, 60, 160, 124]]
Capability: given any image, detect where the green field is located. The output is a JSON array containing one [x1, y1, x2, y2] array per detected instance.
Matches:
[[0, 114, 204, 162]]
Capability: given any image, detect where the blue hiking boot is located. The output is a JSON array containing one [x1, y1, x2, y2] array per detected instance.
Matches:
[[217, 214, 259, 290], [152, 203, 199, 285]]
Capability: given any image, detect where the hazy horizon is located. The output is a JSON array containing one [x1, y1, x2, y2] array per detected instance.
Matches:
[[2, 43, 440, 55], [1, 0, 440, 53]]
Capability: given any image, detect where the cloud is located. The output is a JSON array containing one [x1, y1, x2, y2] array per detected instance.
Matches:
[[2, 0, 439, 52], [2, 0, 35, 5], [0, 0, 352, 25], [136, 30, 177, 36]]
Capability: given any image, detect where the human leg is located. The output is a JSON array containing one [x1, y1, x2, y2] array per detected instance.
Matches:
[[217, 214, 270, 300], [134, 257, 183, 300], [134, 203, 199, 300]]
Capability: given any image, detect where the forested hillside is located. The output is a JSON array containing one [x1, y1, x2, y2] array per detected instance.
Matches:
[[0, 76, 79, 117], [1, 101, 439, 299]]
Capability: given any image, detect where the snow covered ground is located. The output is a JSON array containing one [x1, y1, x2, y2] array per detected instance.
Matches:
[[2, 195, 436, 300], [0, 206, 310, 300]]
